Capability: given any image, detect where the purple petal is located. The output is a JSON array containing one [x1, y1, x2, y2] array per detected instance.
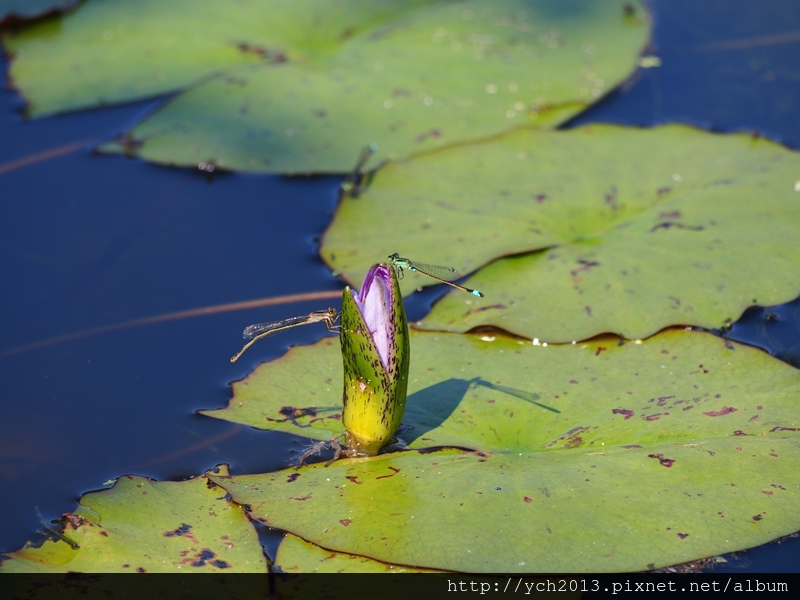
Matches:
[[352, 264, 393, 369]]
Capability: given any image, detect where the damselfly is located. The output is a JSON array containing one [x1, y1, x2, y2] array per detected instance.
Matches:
[[388, 253, 484, 297], [230, 308, 340, 363]]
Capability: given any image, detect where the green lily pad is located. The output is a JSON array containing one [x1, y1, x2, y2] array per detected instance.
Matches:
[[4, 0, 649, 173], [206, 328, 800, 572], [3, 0, 269, 116], [321, 124, 800, 342], [0, 466, 268, 573]]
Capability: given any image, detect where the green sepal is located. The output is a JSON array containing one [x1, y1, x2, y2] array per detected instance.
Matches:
[[340, 263, 410, 455]]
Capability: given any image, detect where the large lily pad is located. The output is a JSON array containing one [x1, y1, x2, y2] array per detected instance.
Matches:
[[205, 328, 800, 572], [4, 0, 649, 173], [0, 466, 268, 573], [321, 124, 800, 342]]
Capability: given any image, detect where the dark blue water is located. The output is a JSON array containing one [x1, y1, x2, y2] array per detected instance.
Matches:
[[1, 0, 799, 571]]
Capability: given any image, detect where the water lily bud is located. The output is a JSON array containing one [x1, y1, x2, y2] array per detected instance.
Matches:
[[340, 263, 410, 456]]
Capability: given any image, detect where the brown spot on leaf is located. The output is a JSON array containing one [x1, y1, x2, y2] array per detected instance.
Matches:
[[376, 466, 400, 480], [415, 129, 442, 143], [188, 549, 213, 566], [182, 548, 230, 569], [339, 519, 352, 527], [290, 494, 312, 501], [524, 496, 532, 503], [704, 406, 737, 417], [604, 185, 619, 209], [571, 260, 600, 277], [650, 221, 705, 232], [164, 523, 193, 538], [677, 533, 689, 539], [648, 453, 675, 467], [613, 408, 634, 419], [235, 42, 285, 62], [63, 514, 91, 530], [546, 426, 590, 449]]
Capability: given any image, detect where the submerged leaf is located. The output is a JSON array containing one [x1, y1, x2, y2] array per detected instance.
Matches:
[[206, 329, 800, 572], [322, 124, 800, 341], [5, 0, 649, 172]]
